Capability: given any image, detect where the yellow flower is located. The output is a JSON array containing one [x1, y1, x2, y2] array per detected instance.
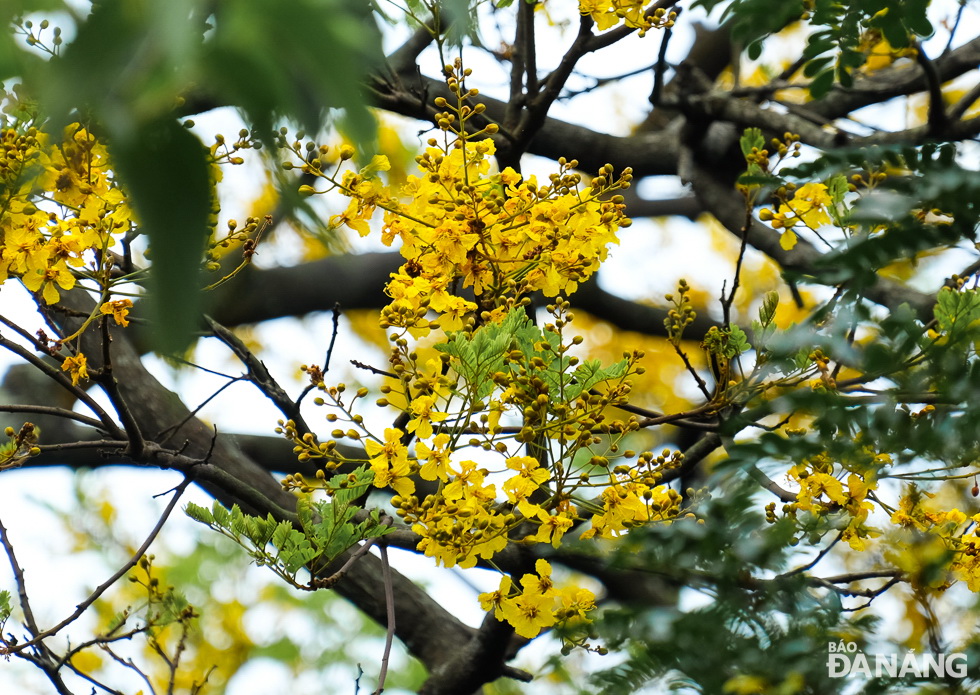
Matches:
[[478, 574, 513, 619], [444, 459, 488, 501], [365, 428, 415, 497], [557, 585, 596, 622], [503, 455, 550, 517], [23, 261, 76, 304], [413, 496, 507, 568], [61, 353, 89, 386], [406, 395, 448, 441], [581, 483, 648, 539], [416, 433, 453, 482], [100, 299, 133, 327], [500, 589, 555, 639], [519, 559, 557, 598], [787, 182, 832, 229], [723, 674, 769, 694], [527, 508, 575, 548], [430, 291, 477, 332], [952, 536, 980, 591], [779, 228, 798, 250], [799, 472, 847, 509], [2, 222, 48, 274]]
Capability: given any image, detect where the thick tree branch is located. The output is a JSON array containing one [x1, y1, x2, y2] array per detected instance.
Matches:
[[33, 291, 482, 684], [809, 36, 980, 122]]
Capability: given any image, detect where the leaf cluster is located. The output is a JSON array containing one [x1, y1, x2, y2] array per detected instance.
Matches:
[[185, 467, 391, 587], [0, 589, 10, 627], [694, 0, 933, 97], [435, 306, 629, 402]]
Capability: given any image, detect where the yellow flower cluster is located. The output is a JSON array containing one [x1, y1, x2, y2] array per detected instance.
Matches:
[[479, 559, 596, 639], [371, 139, 630, 336], [759, 182, 833, 250], [785, 452, 880, 550], [392, 453, 555, 569], [581, 468, 683, 539], [0, 124, 132, 304], [887, 488, 980, 590], [578, 0, 677, 35], [282, 66, 689, 642], [401, 460, 511, 570], [296, 67, 633, 337]]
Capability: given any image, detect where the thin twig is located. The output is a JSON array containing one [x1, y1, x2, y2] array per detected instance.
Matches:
[[582, 0, 680, 53], [37, 439, 130, 453], [780, 533, 842, 578], [350, 360, 397, 378], [0, 515, 42, 636], [102, 647, 159, 695], [309, 538, 381, 590], [843, 577, 903, 611], [374, 542, 396, 695], [942, 1, 966, 57], [650, 8, 678, 107], [63, 656, 127, 695], [0, 333, 124, 439], [0, 477, 192, 655], [561, 61, 664, 100], [672, 343, 713, 400], [97, 314, 145, 458], [745, 464, 797, 503], [157, 376, 248, 442], [205, 315, 314, 438], [914, 42, 948, 136], [948, 79, 980, 121], [323, 303, 343, 373], [721, 203, 751, 326], [0, 404, 107, 429]]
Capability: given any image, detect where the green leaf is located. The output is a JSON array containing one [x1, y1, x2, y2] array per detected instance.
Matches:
[[271, 521, 298, 553], [803, 56, 833, 78], [877, 12, 911, 48], [231, 512, 251, 539], [827, 173, 849, 206], [793, 347, 812, 370], [328, 466, 374, 506], [737, 172, 782, 187], [211, 501, 232, 527], [803, 33, 836, 59], [203, 0, 381, 147], [0, 589, 11, 624], [436, 307, 541, 399], [566, 359, 629, 401], [759, 291, 779, 328], [184, 502, 214, 524], [728, 325, 751, 357], [703, 325, 751, 360], [739, 128, 765, 158], [303, 474, 391, 565], [280, 540, 317, 574], [111, 117, 212, 354], [808, 70, 835, 99], [34, 0, 205, 134], [934, 287, 980, 337]]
